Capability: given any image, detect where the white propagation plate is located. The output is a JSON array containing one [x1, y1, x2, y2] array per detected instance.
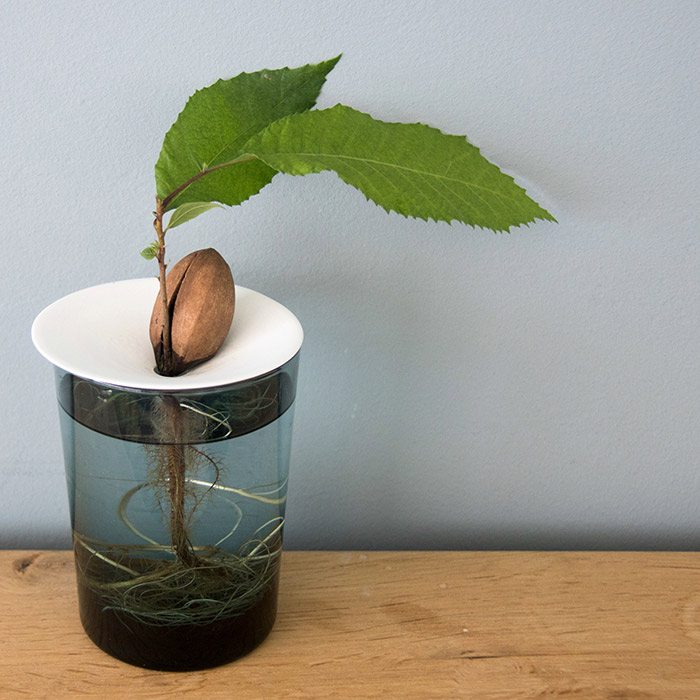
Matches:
[[31, 278, 304, 390]]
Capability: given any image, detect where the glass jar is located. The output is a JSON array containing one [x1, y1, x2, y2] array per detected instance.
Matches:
[[55, 355, 298, 671], [33, 279, 304, 671]]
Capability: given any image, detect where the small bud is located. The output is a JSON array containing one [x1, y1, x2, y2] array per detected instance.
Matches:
[[150, 248, 235, 376]]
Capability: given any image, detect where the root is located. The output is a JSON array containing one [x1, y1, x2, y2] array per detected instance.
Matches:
[[74, 517, 283, 627], [69, 381, 289, 627]]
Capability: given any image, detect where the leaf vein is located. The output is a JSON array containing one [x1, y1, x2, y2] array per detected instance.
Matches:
[[263, 150, 517, 203]]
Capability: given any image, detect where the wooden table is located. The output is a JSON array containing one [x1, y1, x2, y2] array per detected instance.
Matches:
[[2, 550, 699, 698]]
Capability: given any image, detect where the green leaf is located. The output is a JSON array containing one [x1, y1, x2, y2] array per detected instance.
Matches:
[[243, 105, 555, 232], [155, 55, 341, 212], [164, 202, 223, 231], [140, 242, 159, 260]]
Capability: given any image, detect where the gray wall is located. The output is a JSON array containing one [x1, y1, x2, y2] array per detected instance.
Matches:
[[3, 1, 699, 550]]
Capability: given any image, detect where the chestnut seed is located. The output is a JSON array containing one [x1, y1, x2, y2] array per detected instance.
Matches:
[[150, 248, 235, 376]]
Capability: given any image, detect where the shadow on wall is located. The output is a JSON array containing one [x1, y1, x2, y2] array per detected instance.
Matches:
[[3, 523, 697, 552], [289, 525, 700, 552]]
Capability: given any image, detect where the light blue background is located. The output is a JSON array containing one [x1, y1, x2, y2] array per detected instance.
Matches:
[[3, 0, 699, 549]]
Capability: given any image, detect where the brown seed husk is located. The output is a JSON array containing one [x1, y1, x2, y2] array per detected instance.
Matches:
[[150, 248, 235, 376]]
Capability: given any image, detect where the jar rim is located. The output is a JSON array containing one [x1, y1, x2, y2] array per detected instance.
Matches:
[[32, 278, 303, 390]]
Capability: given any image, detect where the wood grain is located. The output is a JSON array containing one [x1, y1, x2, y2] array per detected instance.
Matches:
[[1, 550, 700, 699]]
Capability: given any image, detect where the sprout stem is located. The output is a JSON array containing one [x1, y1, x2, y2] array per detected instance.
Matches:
[[153, 197, 173, 374], [161, 154, 258, 211]]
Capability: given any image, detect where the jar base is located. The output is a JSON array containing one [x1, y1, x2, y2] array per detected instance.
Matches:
[[77, 574, 278, 671]]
